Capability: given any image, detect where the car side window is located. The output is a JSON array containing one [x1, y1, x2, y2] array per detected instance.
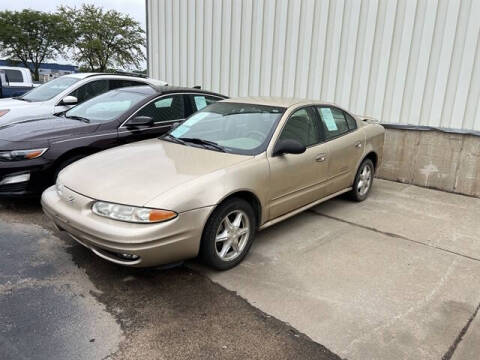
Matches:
[[5, 69, 23, 83], [190, 95, 222, 112], [135, 95, 185, 124], [278, 107, 323, 147], [69, 80, 110, 103], [317, 106, 350, 140], [109, 79, 145, 90], [345, 112, 357, 130]]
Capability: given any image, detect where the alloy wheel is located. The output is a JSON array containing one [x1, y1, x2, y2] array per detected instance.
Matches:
[[357, 164, 372, 196], [215, 210, 250, 262]]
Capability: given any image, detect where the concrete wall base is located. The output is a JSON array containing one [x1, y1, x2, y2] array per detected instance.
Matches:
[[377, 128, 480, 198]]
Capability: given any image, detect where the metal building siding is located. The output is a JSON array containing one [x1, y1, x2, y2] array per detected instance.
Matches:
[[147, 0, 480, 131]]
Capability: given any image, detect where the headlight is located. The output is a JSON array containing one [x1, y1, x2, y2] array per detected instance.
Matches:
[[0, 109, 9, 117], [92, 201, 177, 223], [0, 148, 48, 161]]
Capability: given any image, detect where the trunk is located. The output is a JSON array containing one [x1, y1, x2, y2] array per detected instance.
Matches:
[[33, 67, 40, 82]]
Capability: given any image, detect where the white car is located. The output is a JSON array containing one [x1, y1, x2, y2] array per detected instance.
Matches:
[[0, 73, 167, 126]]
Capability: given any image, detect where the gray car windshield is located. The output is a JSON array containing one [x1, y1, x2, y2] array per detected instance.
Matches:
[[21, 76, 80, 102], [65, 89, 147, 122], [168, 102, 285, 155]]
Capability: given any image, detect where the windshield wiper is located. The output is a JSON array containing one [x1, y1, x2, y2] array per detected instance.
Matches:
[[65, 115, 90, 123], [161, 134, 185, 144], [179, 137, 226, 152]]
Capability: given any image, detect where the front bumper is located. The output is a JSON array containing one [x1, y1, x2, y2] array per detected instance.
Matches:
[[0, 158, 54, 196], [41, 185, 213, 267]]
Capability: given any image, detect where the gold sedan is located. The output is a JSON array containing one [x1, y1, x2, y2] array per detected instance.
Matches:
[[42, 98, 385, 270]]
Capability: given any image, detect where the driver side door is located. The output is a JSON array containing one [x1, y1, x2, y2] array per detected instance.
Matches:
[[118, 94, 187, 144], [267, 106, 330, 220]]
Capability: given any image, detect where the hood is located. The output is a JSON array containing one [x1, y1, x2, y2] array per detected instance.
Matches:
[[0, 99, 52, 126], [0, 98, 31, 109], [59, 139, 252, 207], [0, 116, 99, 143]]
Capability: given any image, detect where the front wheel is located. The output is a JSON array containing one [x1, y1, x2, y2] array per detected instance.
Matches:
[[350, 159, 374, 201], [200, 198, 256, 270]]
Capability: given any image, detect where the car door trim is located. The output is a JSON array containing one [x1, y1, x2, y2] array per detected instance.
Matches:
[[260, 187, 352, 230]]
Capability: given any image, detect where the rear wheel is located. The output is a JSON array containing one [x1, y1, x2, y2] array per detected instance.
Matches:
[[200, 198, 256, 270], [350, 159, 374, 201]]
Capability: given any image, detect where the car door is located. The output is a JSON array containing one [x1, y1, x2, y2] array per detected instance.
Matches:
[[315, 106, 365, 194], [267, 106, 330, 220], [118, 94, 187, 144]]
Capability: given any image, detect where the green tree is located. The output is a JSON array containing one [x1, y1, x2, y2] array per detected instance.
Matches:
[[59, 5, 146, 72], [0, 10, 72, 81]]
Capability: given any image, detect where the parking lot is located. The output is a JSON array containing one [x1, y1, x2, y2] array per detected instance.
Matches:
[[1, 179, 479, 360]]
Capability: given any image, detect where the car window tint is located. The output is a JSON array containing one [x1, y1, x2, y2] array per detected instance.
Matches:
[[65, 89, 146, 122], [345, 112, 357, 130], [136, 95, 185, 123], [191, 95, 222, 111], [109, 79, 145, 90], [279, 107, 322, 147], [5, 69, 23, 83], [317, 107, 350, 140], [69, 79, 110, 103]]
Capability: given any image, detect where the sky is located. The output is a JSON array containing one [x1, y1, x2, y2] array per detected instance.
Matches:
[[1, 0, 146, 67]]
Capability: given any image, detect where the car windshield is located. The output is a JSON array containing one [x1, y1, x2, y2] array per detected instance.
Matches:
[[65, 89, 147, 122], [168, 102, 285, 155], [21, 76, 80, 102]]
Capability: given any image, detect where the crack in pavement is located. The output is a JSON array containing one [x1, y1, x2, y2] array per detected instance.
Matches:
[[442, 302, 480, 360], [310, 210, 480, 263]]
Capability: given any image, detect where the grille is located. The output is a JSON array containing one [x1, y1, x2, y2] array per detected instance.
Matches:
[[0, 182, 28, 193]]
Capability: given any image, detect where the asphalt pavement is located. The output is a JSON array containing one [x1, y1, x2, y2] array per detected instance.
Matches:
[[0, 198, 341, 360]]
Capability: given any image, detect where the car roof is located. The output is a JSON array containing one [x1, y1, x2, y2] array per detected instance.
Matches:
[[153, 85, 227, 98], [64, 73, 167, 85], [115, 85, 227, 99], [222, 96, 341, 109]]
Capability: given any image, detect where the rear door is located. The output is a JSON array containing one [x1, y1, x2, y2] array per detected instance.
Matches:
[[118, 94, 187, 144], [315, 106, 365, 194], [267, 106, 330, 219]]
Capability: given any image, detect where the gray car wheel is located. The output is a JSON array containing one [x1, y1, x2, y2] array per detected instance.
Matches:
[[350, 158, 374, 201], [200, 198, 256, 270]]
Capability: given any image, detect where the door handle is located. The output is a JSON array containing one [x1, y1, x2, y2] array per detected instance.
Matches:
[[354, 141, 363, 148], [315, 153, 327, 162]]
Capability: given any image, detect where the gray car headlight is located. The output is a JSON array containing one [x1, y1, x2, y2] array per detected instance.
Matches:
[[0, 109, 9, 117], [0, 148, 48, 161], [92, 201, 177, 223]]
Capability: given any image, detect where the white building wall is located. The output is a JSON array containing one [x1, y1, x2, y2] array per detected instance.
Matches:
[[147, 0, 480, 131]]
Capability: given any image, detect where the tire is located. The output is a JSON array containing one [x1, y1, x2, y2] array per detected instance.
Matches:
[[54, 154, 88, 180], [350, 158, 374, 202], [200, 198, 257, 270]]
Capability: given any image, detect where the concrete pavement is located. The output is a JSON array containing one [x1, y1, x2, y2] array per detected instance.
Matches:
[[197, 179, 480, 360]]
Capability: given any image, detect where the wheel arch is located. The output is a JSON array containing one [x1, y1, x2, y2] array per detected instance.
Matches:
[[363, 151, 378, 171], [53, 147, 99, 173], [214, 190, 263, 228]]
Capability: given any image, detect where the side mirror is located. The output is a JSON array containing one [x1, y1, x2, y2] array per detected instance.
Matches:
[[61, 96, 78, 106], [127, 116, 154, 129], [273, 139, 306, 156]]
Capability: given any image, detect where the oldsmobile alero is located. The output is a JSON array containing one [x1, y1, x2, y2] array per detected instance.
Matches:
[[41, 97, 385, 270]]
